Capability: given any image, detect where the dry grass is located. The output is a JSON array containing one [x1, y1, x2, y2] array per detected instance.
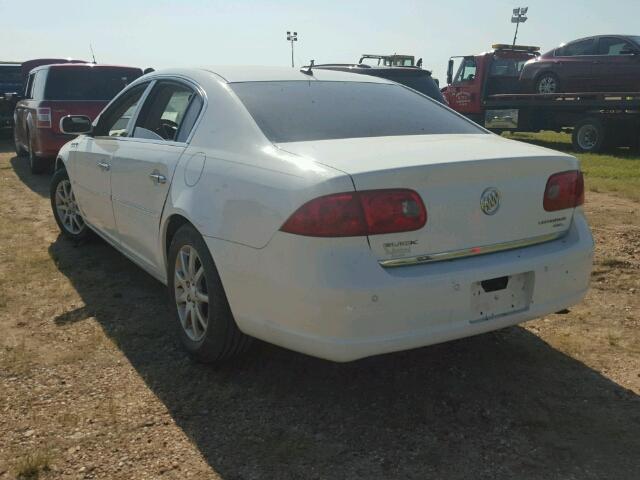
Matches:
[[13, 448, 54, 479]]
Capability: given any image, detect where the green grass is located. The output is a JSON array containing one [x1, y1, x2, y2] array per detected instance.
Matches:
[[504, 131, 640, 201]]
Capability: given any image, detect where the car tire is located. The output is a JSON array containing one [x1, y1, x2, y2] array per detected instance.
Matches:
[[535, 72, 561, 94], [168, 224, 252, 363], [572, 117, 607, 153], [13, 130, 26, 157], [50, 168, 91, 241], [28, 132, 49, 174]]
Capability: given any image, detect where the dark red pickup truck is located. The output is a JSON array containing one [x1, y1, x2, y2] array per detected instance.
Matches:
[[14, 63, 142, 173]]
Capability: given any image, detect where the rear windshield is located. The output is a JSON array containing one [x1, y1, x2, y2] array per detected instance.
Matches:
[[0, 66, 21, 84], [45, 67, 142, 101], [230, 81, 483, 143]]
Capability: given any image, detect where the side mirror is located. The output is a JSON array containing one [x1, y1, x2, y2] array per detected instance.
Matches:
[[447, 59, 454, 85], [60, 115, 93, 135]]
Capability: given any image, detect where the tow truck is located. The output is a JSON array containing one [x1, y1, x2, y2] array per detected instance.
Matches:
[[359, 54, 421, 68], [442, 44, 640, 152]]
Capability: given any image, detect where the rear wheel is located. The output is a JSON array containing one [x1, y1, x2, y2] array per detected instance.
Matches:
[[168, 224, 252, 363], [535, 73, 560, 94], [572, 118, 607, 153], [13, 129, 26, 157], [50, 168, 91, 241], [28, 132, 49, 174]]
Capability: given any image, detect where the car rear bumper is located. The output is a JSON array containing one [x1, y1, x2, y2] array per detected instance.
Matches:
[[206, 211, 593, 362], [34, 129, 74, 158]]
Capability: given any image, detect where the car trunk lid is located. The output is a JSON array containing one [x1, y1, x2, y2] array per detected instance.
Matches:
[[277, 134, 579, 263]]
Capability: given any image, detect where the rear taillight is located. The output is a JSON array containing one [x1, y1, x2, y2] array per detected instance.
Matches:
[[280, 189, 427, 237], [543, 170, 584, 211], [36, 107, 51, 128]]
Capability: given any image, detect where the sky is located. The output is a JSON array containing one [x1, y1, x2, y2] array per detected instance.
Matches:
[[1, 0, 639, 82]]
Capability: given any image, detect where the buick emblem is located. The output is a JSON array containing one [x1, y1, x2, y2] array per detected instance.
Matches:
[[480, 188, 501, 215]]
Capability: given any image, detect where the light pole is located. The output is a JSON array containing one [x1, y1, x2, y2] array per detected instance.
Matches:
[[286, 31, 298, 68], [511, 7, 528, 46]]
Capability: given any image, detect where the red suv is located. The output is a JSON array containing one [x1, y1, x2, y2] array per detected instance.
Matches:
[[14, 63, 142, 173]]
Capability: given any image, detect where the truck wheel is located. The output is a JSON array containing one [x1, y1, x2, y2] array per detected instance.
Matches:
[[572, 118, 607, 153], [28, 132, 49, 175], [13, 130, 26, 157], [535, 73, 560, 94]]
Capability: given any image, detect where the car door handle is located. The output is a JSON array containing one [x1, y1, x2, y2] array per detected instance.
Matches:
[[149, 173, 166, 184], [97, 161, 111, 171]]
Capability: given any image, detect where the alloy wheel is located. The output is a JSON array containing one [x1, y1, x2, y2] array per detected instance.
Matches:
[[54, 179, 85, 234], [537, 76, 558, 94], [174, 245, 209, 342]]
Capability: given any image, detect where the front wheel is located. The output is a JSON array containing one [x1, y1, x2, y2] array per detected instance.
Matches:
[[168, 224, 252, 363], [535, 73, 560, 94], [50, 168, 91, 241]]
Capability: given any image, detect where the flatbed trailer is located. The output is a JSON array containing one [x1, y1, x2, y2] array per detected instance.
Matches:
[[442, 44, 640, 152], [482, 91, 640, 152]]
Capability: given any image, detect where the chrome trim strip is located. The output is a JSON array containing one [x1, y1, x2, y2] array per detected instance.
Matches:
[[378, 232, 566, 268]]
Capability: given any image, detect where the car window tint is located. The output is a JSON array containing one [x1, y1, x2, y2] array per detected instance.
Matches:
[[454, 58, 477, 83], [560, 38, 595, 56], [95, 83, 149, 137], [44, 67, 142, 101], [134, 82, 196, 142], [25, 73, 35, 98], [231, 81, 483, 143], [175, 95, 203, 142], [597, 37, 635, 55]]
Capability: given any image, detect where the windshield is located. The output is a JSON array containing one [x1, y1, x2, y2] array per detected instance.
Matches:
[[45, 67, 142, 101], [230, 81, 483, 143]]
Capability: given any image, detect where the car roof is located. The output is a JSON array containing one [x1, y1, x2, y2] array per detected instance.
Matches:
[[31, 63, 142, 72], [198, 65, 394, 84]]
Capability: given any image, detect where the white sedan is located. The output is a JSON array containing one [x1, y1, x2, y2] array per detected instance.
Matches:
[[51, 66, 593, 363]]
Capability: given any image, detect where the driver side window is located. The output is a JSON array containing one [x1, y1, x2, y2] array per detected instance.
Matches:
[[132, 82, 196, 142], [454, 58, 477, 83], [94, 82, 149, 137]]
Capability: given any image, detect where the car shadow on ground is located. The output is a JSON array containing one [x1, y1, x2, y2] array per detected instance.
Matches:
[[48, 234, 640, 479], [10, 153, 51, 198]]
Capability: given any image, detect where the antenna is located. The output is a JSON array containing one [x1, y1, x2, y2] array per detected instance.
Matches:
[[301, 59, 314, 76], [89, 43, 97, 64]]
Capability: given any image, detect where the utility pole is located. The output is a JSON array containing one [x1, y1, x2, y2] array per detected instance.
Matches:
[[511, 7, 528, 46], [286, 31, 298, 68]]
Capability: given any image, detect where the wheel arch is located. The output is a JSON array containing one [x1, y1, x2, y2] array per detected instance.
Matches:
[[162, 212, 201, 275], [533, 70, 560, 90]]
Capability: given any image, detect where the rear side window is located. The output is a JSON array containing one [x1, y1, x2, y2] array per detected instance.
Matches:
[[597, 37, 635, 55], [231, 81, 483, 143], [44, 67, 142, 101]]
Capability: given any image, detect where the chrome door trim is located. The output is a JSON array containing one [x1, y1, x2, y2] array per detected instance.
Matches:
[[378, 231, 567, 268]]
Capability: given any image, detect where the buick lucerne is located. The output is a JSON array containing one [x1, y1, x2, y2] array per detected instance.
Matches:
[[50, 67, 594, 363]]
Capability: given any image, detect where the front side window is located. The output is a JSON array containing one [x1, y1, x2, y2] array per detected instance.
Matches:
[[558, 38, 595, 56], [95, 83, 149, 137], [133, 82, 198, 142], [230, 81, 483, 143], [454, 58, 477, 83], [597, 37, 635, 55]]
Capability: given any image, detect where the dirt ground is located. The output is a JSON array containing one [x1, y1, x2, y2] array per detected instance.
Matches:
[[0, 138, 638, 480]]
